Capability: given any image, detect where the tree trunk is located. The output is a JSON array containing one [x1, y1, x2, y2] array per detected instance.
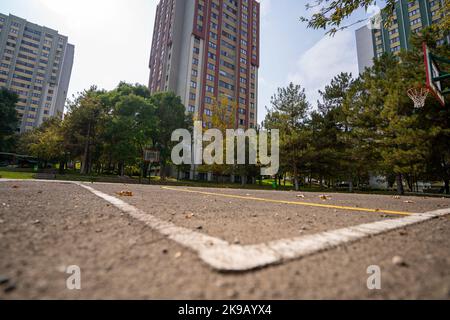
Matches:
[[143, 164, 148, 179], [118, 161, 124, 176], [445, 179, 450, 195], [349, 176, 353, 193], [80, 121, 91, 175], [107, 154, 112, 174], [160, 161, 166, 181], [59, 160, 65, 175], [293, 166, 299, 191], [293, 178, 298, 191], [148, 164, 153, 184], [87, 148, 93, 175], [406, 174, 413, 192], [396, 174, 405, 195]]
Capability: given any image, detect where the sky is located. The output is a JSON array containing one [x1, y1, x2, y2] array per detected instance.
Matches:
[[0, 0, 380, 123]]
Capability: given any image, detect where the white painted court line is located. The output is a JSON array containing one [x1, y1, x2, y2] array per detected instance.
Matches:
[[1, 179, 450, 272]]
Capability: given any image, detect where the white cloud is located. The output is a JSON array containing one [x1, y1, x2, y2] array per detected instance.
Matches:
[[287, 30, 358, 107], [30, 0, 157, 99], [35, 0, 127, 32]]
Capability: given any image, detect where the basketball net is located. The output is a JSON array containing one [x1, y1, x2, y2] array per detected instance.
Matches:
[[407, 87, 429, 108]]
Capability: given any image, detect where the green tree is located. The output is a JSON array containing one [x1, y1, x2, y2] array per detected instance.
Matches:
[[198, 96, 233, 182], [335, 27, 450, 194], [316, 72, 361, 191], [264, 83, 311, 190], [64, 86, 108, 175], [343, 77, 383, 188], [360, 54, 418, 194], [17, 118, 67, 172], [0, 88, 19, 152], [404, 30, 450, 194], [101, 83, 157, 176], [150, 92, 189, 179]]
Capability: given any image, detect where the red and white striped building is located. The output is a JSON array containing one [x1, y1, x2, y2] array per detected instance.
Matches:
[[149, 0, 260, 129]]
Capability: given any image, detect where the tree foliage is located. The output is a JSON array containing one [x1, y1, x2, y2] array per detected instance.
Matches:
[[149, 91, 189, 179], [16, 83, 189, 178], [264, 83, 311, 190], [301, 0, 449, 36], [264, 29, 450, 194], [0, 88, 19, 152]]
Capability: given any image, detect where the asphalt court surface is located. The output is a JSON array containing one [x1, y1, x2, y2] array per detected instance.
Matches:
[[1, 180, 450, 299], [89, 183, 450, 245]]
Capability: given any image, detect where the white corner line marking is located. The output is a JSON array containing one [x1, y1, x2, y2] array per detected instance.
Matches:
[[1, 179, 449, 272]]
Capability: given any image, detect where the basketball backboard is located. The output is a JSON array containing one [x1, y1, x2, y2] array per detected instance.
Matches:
[[144, 149, 160, 163], [423, 42, 448, 106]]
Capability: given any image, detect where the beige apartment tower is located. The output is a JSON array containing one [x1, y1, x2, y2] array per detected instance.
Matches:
[[148, 0, 260, 129], [0, 14, 74, 132]]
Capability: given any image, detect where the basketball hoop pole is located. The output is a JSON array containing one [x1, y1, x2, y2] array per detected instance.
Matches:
[[142, 148, 161, 184]]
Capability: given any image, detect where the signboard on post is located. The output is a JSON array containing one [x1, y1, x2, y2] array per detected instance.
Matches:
[[144, 149, 160, 164]]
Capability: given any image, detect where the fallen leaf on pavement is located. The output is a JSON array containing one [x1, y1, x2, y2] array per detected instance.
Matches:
[[116, 191, 133, 197], [185, 213, 195, 219], [392, 256, 408, 267]]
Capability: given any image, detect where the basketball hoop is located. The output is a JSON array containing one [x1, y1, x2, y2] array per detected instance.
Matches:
[[407, 87, 429, 108]]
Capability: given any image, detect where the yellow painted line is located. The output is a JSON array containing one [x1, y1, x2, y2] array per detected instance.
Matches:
[[161, 187, 415, 216]]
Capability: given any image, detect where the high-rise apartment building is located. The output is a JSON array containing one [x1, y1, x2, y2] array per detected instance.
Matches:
[[355, 0, 449, 73], [148, 0, 260, 129], [0, 14, 74, 132]]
